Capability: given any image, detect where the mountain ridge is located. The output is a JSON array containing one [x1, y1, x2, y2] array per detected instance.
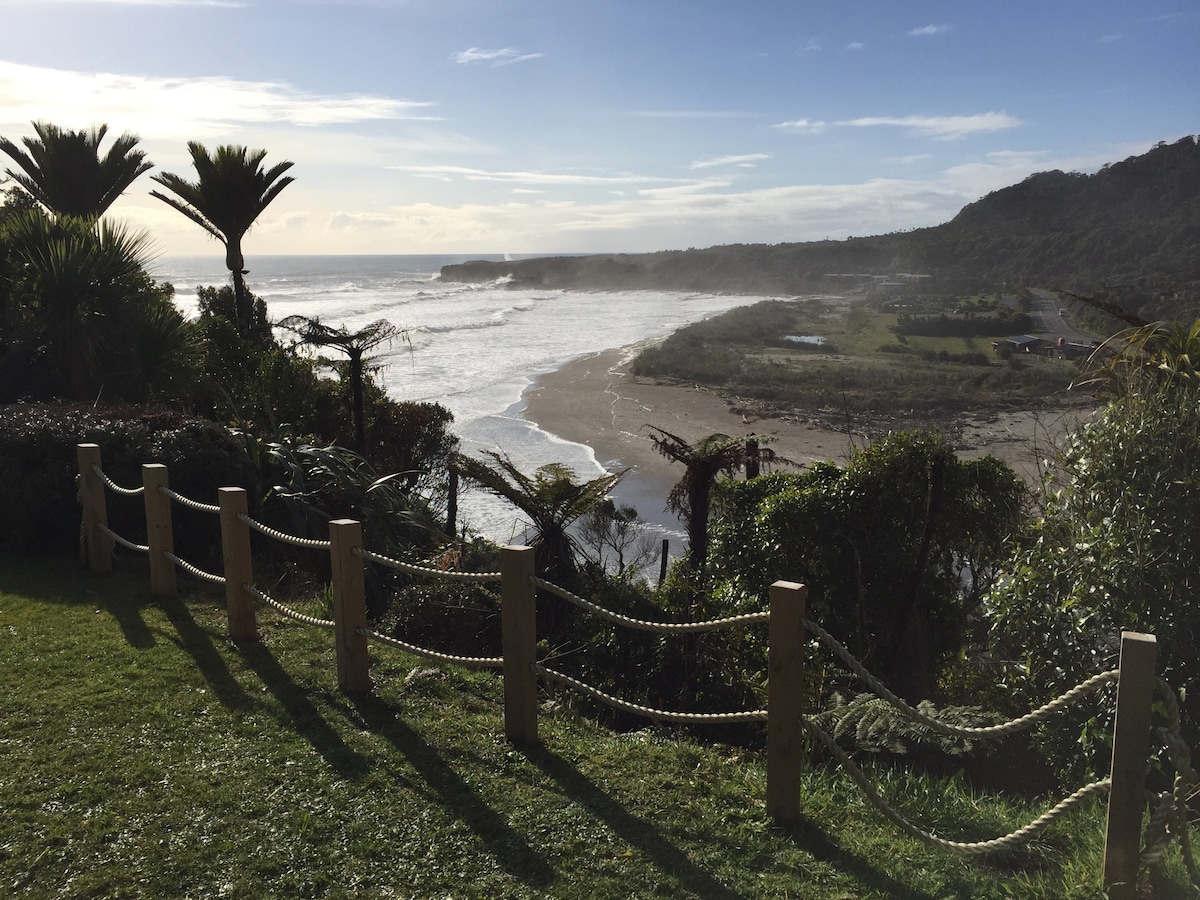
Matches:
[[440, 135, 1200, 314]]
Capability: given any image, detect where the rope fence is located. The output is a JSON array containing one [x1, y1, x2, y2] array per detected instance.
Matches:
[[158, 486, 220, 515], [531, 575, 771, 633], [74, 442, 1193, 897]]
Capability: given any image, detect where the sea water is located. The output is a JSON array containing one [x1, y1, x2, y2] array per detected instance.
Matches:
[[152, 254, 768, 543]]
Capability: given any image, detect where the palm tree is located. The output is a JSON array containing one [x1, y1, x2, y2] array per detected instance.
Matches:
[[454, 450, 626, 587], [4, 210, 155, 400], [649, 427, 781, 584], [0, 122, 152, 217], [278, 315, 405, 454], [150, 143, 294, 334]]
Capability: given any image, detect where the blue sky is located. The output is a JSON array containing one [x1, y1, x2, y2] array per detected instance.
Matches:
[[0, 0, 1196, 256]]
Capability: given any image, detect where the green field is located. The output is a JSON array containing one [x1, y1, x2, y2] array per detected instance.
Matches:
[[632, 296, 1088, 423], [3, 554, 1193, 898]]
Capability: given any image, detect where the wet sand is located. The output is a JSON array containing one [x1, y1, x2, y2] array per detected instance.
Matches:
[[521, 346, 1092, 526]]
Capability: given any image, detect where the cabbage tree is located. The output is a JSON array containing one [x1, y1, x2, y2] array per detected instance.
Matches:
[[150, 143, 294, 335]]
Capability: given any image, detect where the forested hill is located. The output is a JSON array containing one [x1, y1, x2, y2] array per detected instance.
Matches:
[[440, 135, 1200, 306]]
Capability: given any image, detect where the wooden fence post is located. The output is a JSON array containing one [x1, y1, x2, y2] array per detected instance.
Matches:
[[767, 580, 807, 824], [218, 487, 258, 641], [1103, 631, 1158, 899], [329, 519, 371, 693], [501, 545, 538, 746], [77, 443, 112, 573], [141, 464, 176, 597]]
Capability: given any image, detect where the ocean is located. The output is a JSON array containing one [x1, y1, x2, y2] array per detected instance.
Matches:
[[151, 254, 768, 544]]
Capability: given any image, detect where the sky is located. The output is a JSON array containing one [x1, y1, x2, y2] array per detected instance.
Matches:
[[0, 0, 1196, 257]]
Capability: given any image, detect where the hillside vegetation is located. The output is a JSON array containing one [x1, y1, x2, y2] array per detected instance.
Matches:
[[440, 135, 1200, 322]]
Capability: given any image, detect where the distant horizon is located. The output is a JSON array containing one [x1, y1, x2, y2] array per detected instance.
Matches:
[[4, 1, 1194, 256]]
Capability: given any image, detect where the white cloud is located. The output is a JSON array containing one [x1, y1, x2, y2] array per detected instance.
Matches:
[[1097, 33, 1123, 44], [385, 163, 676, 187], [689, 153, 770, 170], [909, 24, 952, 37], [771, 119, 828, 135], [837, 112, 1022, 139], [846, 42, 864, 50], [629, 110, 749, 119], [452, 47, 543, 67], [0, 61, 437, 140]]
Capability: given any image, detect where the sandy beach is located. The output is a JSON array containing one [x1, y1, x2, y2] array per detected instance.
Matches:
[[522, 346, 1093, 528]]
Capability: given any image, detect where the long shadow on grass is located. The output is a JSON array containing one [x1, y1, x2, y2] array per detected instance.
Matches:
[[352, 694, 555, 889], [781, 816, 940, 900], [524, 746, 743, 900], [236, 640, 373, 780], [160, 596, 256, 712]]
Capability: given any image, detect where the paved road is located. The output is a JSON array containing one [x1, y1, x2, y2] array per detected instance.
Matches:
[[1028, 288, 1097, 343]]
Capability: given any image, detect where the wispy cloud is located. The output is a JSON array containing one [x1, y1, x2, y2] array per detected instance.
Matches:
[[0, 61, 436, 138], [908, 24, 952, 37], [452, 47, 543, 67], [689, 153, 770, 170], [846, 41, 864, 51], [771, 119, 828, 135], [837, 112, 1021, 139], [1097, 33, 1123, 44], [629, 110, 750, 119], [385, 162, 676, 187]]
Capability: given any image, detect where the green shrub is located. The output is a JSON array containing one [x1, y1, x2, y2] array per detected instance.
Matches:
[[0, 403, 258, 558]]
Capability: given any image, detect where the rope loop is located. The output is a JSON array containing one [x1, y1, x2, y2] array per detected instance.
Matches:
[[158, 485, 220, 514], [803, 716, 1111, 855], [91, 464, 144, 496], [98, 522, 149, 554], [536, 663, 767, 724], [354, 546, 501, 583], [803, 617, 1119, 739], [356, 627, 504, 669], [163, 552, 226, 585], [245, 584, 336, 630], [531, 575, 770, 634], [237, 513, 332, 550]]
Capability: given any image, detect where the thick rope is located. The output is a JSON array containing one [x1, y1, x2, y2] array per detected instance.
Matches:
[[158, 485, 220, 515], [237, 513, 332, 550], [97, 523, 149, 554], [532, 575, 771, 634], [163, 552, 226, 585], [245, 584, 336, 630], [803, 716, 1112, 855], [91, 464, 144, 496], [357, 627, 504, 669], [354, 547, 501, 583], [536, 663, 767, 724], [803, 617, 1120, 739]]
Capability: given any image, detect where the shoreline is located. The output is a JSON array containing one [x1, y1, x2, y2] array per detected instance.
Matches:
[[520, 346, 1093, 526]]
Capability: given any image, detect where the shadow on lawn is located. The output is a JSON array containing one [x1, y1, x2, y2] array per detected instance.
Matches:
[[352, 694, 556, 890], [781, 816, 942, 900], [524, 745, 744, 899]]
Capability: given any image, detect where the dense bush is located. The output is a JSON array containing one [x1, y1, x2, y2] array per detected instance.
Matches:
[[0, 403, 258, 558], [987, 386, 1200, 770], [706, 431, 1026, 702]]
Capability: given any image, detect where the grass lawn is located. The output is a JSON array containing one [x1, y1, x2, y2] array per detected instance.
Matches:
[[1, 554, 1192, 898]]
